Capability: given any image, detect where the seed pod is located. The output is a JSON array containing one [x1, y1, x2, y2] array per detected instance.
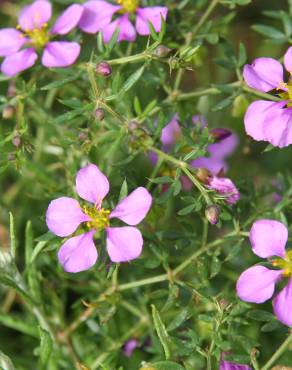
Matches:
[[95, 61, 112, 77], [154, 45, 171, 58], [2, 105, 14, 119], [95, 108, 105, 121], [205, 205, 220, 225]]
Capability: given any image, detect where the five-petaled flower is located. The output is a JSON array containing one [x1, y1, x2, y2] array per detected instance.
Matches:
[[243, 48, 292, 148], [237, 219, 292, 327], [0, 0, 83, 76], [46, 164, 152, 273], [78, 0, 168, 43]]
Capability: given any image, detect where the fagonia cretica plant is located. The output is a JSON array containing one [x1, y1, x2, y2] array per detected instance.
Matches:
[[0, 1, 292, 370]]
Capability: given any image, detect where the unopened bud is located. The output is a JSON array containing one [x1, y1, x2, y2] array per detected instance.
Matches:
[[196, 168, 211, 184], [205, 205, 220, 225], [210, 128, 231, 142], [2, 105, 14, 119], [95, 61, 112, 77], [7, 153, 15, 161], [128, 120, 139, 131], [12, 135, 21, 147], [95, 108, 105, 121], [154, 45, 171, 58], [7, 81, 16, 97], [78, 132, 87, 141]]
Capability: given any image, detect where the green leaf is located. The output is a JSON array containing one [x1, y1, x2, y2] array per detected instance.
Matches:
[[148, 176, 173, 184], [247, 309, 275, 322], [151, 361, 185, 370], [119, 179, 128, 202], [177, 204, 195, 216], [251, 24, 286, 40], [0, 313, 38, 338], [151, 304, 171, 360], [38, 327, 53, 370], [238, 42, 247, 66], [0, 351, 15, 370], [9, 212, 16, 258], [212, 96, 233, 111], [167, 309, 189, 331], [41, 73, 80, 90]]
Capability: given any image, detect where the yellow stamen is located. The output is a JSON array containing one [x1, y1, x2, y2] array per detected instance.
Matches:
[[82, 205, 110, 230], [25, 24, 49, 49], [272, 249, 292, 277], [117, 0, 139, 13]]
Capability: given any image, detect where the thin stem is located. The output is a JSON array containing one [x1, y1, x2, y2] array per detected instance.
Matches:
[[242, 85, 281, 102], [181, 167, 212, 204], [261, 331, 292, 370], [192, 0, 220, 36]]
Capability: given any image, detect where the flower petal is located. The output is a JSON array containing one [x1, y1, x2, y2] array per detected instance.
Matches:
[[161, 114, 181, 150], [284, 46, 292, 73], [244, 100, 284, 142], [136, 6, 168, 35], [102, 14, 136, 43], [46, 197, 89, 237], [191, 157, 226, 176], [262, 105, 292, 148], [78, 0, 120, 34], [243, 58, 283, 92], [42, 41, 80, 68], [250, 219, 288, 258], [220, 353, 252, 370], [51, 4, 83, 35], [58, 231, 97, 273], [106, 226, 143, 262], [1, 48, 38, 76], [18, 0, 52, 31], [110, 187, 152, 225], [236, 266, 282, 304], [76, 164, 110, 205], [0, 28, 26, 57], [207, 132, 238, 159], [273, 278, 292, 327]]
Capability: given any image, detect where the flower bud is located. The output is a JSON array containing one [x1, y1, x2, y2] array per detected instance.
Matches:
[[128, 120, 139, 131], [196, 168, 211, 184], [78, 132, 87, 141], [12, 135, 21, 148], [7, 81, 16, 97], [210, 128, 231, 142], [95, 61, 112, 77], [2, 105, 14, 120], [7, 153, 15, 161], [95, 108, 105, 121], [154, 45, 171, 58], [205, 205, 220, 225]]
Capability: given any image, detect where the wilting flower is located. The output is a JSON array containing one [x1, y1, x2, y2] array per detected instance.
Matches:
[[220, 353, 251, 370], [208, 177, 240, 205], [46, 164, 152, 273], [243, 48, 292, 148], [78, 0, 167, 43], [237, 219, 292, 326], [0, 0, 83, 76]]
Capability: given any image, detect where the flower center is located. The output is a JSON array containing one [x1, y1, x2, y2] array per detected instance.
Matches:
[[272, 250, 292, 277], [278, 80, 292, 106], [82, 205, 110, 230], [22, 24, 50, 49], [117, 0, 139, 13]]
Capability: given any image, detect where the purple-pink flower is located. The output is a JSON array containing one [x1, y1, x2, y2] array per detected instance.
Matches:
[[237, 219, 292, 327], [0, 0, 83, 76], [243, 48, 292, 148], [220, 353, 251, 370], [207, 176, 240, 205], [46, 164, 152, 273], [78, 0, 168, 43], [122, 339, 139, 357]]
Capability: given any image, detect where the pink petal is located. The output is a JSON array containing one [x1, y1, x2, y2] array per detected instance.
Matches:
[[243, 58, 283, 92], [192, 115, 207, 128], [273, 278, 292, 327], [191, 157, 226, 176], [207, 132, 238, 159], [18, 0, 52, 31], [106, 226, 143, 262], [220, 353, 252, 370], [102, 14, 136, 43], [58, 231, 97, 273], [236, 266, 282, 304], [51, 4, 83, 35], [1, 48, 38, 76], [46, 197, 89, 237], [244, 100, 284, 142], [284, 46, 292, 73], [136, 6, 168, 35], [42, 41, 80, 68], [161, 114, 181, 150], [76, 164, 110, 205], [0, 28, 26, 57], [262, 105, 292, 148], [78, 0, 120, 34], [110, 187, 152, 225], [250, 219, 288, 258]]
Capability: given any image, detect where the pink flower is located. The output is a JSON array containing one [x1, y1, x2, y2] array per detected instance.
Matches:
[[220, 353, 251, 370], [236, 220, 292, 327], [78, 0, 167, 43], [122, 339, 139, 357], [243, 48, 292, 148], [0, 0, 83, 76], [208, 176, 240, 205], [46, 164, 152, 273]]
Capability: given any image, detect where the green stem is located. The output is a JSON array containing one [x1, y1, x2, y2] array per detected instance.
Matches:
[[261, 331, 292, 370], [193, 0, 220, 36], [181, 167, 212, 205]]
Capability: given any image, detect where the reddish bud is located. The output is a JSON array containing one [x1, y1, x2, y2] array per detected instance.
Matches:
[[12, 135, 21, 147], [210, 128, 232, 142], [154, 45, 171, 58], [205, 205, 220, 225], [95, 61, 112, 77], [95, 108, 105, 121], [2, 105, 14, 119]]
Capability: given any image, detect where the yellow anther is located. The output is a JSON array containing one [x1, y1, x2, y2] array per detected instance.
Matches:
[[83, 205, 110, 230], [117, 0, 139, 13], [272, 250, 292, 278]]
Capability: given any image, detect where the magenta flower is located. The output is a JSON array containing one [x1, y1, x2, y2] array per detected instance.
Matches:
[[122, 339, 139, 357], [0, 0, 83, 76], [78, 0, 167, 43], [236, 219, 292, 327], [207, 176, 240, 205], [220, 353, 251, 370], [243, 48, 292, 147], [46, 164, 152, 273]]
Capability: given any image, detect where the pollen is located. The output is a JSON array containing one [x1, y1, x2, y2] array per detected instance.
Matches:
[[272, 249, 292, 277], [82, 205, 110, 230], [25, 24, 49, 49], [117, 0, 139, 13]]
